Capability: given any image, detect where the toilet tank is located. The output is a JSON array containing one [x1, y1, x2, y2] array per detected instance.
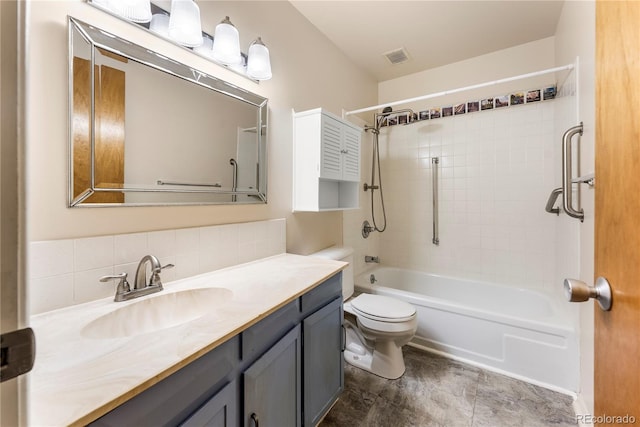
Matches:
[[309, 246, 354, 300]]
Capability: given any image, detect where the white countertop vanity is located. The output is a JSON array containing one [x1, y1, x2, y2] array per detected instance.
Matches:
[[29, 254, 346, 426]]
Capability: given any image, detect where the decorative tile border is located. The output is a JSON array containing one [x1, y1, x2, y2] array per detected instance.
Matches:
[[381, 85, 557, 126]]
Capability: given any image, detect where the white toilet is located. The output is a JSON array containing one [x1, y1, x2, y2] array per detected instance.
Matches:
[[310, 246, 417, 379]]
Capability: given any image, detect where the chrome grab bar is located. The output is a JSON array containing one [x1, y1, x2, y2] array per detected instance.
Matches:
[[432, 157, 439, 245], [230, 158, 238, 202], [545, 187, 562, 215], [156, 179, 221, 188], [562, 123, 584, 221]]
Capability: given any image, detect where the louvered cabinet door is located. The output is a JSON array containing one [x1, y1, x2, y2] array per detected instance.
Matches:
[[341, 125, 361, 182], [319, 115, 344, 180]]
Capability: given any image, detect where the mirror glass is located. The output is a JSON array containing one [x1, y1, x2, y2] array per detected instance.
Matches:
[[69, 17, 268, 206]]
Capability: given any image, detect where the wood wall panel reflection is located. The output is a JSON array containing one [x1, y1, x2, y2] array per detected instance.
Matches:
[[72, 57, 125, 203]]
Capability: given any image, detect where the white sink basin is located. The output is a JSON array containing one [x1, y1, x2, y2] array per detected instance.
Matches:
[[81, 288, 233, 339]]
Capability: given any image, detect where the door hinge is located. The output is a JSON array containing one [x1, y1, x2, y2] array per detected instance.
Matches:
[[1, 327, 36, 382]]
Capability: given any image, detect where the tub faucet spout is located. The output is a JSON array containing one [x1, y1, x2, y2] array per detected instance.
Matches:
[[365, 255, 379, 263]]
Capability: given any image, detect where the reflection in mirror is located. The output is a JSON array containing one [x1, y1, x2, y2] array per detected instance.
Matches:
[[69, 17, 268, 206]]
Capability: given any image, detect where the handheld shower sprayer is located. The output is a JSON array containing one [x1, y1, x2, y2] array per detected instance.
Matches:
[[362, 106, 415, 237]]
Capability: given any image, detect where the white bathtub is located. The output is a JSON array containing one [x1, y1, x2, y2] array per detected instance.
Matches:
[[355, 266, 578, 393]]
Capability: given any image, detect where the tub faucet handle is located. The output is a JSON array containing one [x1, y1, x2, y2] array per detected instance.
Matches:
[[365, 255, 379, 263]]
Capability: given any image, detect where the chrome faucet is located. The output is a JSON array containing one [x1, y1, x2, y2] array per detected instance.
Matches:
[[134, 254, 163, 290], [365, 255, 379, 263], [100, 255, 174, 302]]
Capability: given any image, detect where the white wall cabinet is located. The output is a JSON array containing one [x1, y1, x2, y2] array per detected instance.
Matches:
[[293, 108, 362, 211]]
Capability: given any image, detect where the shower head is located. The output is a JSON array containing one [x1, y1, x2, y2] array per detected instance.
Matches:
[[373, 107, 416, 130]]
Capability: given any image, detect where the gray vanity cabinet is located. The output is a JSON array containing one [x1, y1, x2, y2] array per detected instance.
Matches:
[[88, 273, 343, 427], [243, 325, 302, 427], [89, 337, 241, 427], [302, 297, 343, 427]]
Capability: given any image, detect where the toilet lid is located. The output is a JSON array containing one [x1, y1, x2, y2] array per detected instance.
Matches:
[[351, 294, 416, 322]]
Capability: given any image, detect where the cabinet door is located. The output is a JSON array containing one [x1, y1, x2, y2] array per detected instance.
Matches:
[[341, 125, 361, 182], [244, 325, 301, 427], [303, 298, 344, 427], [319, 115, 343, 180], [180, 381, 237, 427]]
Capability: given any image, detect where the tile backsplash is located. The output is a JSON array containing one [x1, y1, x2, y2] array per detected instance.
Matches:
[[29, 219, 286, 315]]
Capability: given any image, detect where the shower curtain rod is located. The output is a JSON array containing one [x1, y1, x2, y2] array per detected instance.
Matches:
[[343, 63, 575, 117]]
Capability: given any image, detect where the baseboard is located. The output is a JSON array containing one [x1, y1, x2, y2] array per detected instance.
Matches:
[[573, 394, 594, 427]]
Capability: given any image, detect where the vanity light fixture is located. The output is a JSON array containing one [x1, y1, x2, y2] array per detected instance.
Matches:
[[86, 0, 273, 82], [246, 37, 272, 81], [168, 0, 204, 47], [105, 0, 152, 23], [212, 16, 241, 65]]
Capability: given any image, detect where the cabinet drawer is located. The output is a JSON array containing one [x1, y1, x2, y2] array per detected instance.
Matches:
[[242, 300, 299, 363], [90, 336, 240, 427], [300, 272, 342, 317]]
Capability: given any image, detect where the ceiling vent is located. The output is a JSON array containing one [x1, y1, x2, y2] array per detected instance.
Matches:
[[383, 47, 410, 65]]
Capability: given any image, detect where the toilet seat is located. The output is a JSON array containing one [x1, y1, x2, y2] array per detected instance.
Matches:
[[350, 294, 416, 323]]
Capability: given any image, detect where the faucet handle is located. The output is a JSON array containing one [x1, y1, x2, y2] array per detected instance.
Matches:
[[150, 264, 175, 288], [100, 273, 131, 301], [99, 272, 128, 283]]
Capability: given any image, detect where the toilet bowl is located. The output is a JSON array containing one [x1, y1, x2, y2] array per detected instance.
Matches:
[[310, 246, 417, 379]]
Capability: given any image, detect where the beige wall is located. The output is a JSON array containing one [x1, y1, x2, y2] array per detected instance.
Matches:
[[554, 0, 596, 416], [26, 1, 377, 255], [378, 37, 557, 112]]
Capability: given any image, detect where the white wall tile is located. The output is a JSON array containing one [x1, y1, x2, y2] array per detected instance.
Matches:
[[199, 225, 221, 252], [174, 252, 200, 281], [148, 230, 176, 258], [175, 228, 199, 254], [377, 102, 559, 290], [75, 236, 114, 271], [29, 240, 74, 279], [74, 266, 115, 304], [30, 274, 74, 315], [29, 219, 287, 313], [114, 232, 148, 265]]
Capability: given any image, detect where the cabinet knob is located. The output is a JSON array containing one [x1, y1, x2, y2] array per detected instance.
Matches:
[[340, 149, 349, 154], [251, 413, 259, 427]]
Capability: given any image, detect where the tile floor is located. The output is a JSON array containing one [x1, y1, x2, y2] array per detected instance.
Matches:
[[320, 346, 577, 427]]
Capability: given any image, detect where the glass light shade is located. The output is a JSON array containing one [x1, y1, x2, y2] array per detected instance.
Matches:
[[193, 35, 214, 58], [168, 0, 204, 48], [107, 0, 152, 23], [247, 37, 272, 81], [212, 16, 241, 65], [228, 54, 247, 74], [149, 13, 170, 37]]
